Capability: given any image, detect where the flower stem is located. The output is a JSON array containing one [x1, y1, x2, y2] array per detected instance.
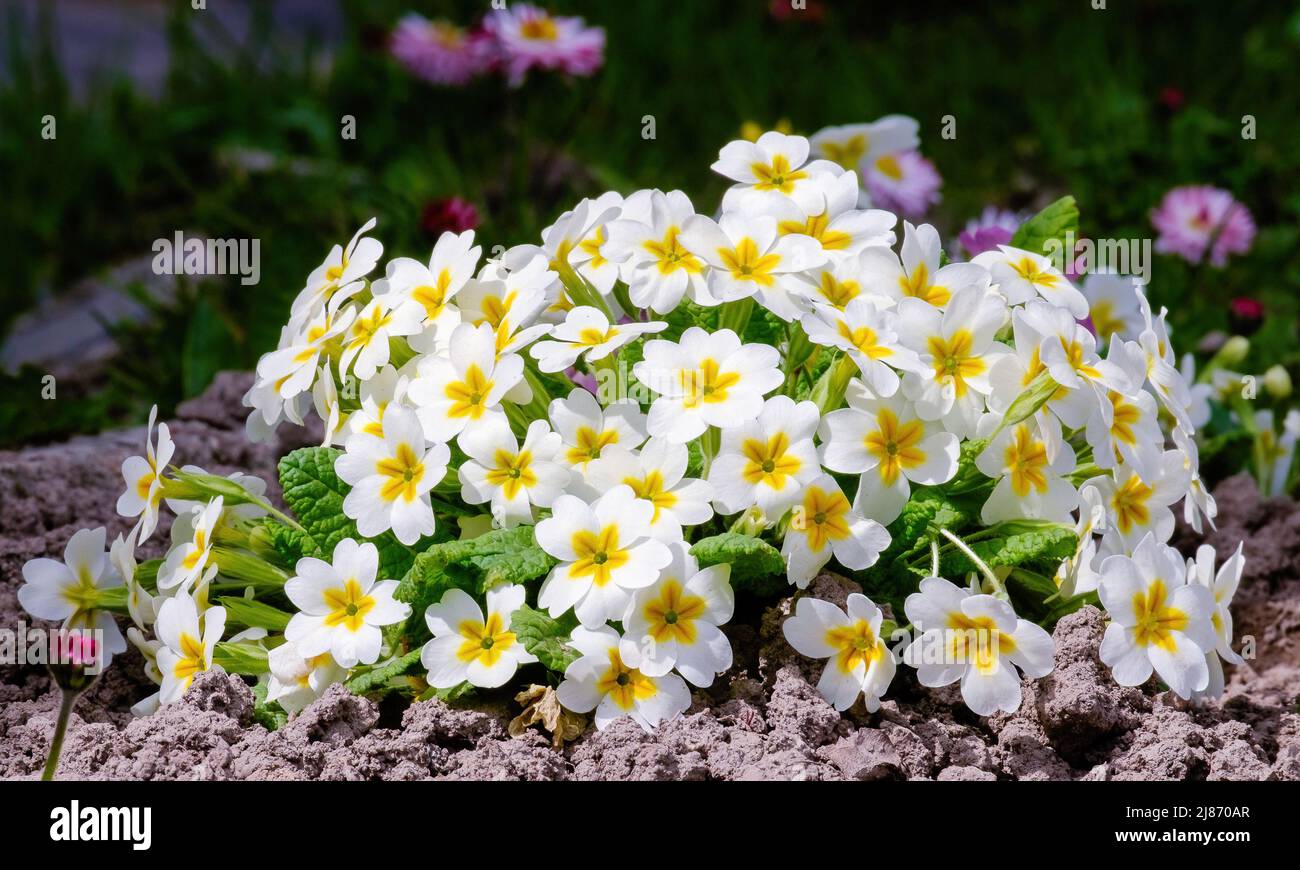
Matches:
[[41, 689, 78, 781], [938, 527, 1003, 596]]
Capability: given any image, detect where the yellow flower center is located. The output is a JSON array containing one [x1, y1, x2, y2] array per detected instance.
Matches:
[[865, 408, 926, 485], [623, 470, 677, 523], [750, 153, 808, 193], [643, 226, 703, 276], [821, 134, 866, 169], [797, 485, 852, 551], [412, 270, 453, 320], [376, 443, 426, 503], [565, 426, 619, 467], [681, 358, 741, 408], [741, 432, 803, 490], [1004, 424, 1049, 496], [777, 212, 851, 250], [718, 237, 782, 286], [323, 578, 376, 632], [445, 364, 495, 420], [455, 612, 516, 667], [927, 330, 985, 398], [569, 526, 630, 587], [825, 620, 883, 674], [1131, 578, 1188, 651], [484, 449, 537, 500], [596, 648, 658, 710], [643, 579, 706, 644], [898, 262, 950, 307], [1111, 475, 1154, 534]]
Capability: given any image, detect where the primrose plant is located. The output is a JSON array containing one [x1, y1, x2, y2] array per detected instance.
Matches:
[[20, 118, 1250, 744]]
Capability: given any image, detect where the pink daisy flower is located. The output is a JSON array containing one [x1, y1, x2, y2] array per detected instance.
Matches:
[[865, 149, 942, 219], [390, 14, 491, 86], [1150, 185, 1255, 267], [958, 206, 1022, 257], [483, 4, 605, 87]]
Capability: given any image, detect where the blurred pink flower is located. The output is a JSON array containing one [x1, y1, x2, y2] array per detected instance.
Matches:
[[958, 207, 1021, 257], [390, 14, 492, 86], [1150, 185, 1255, 267], [866, 150, 942, 219], [421, 197, 480, 237], [484, 4, 605, 87]]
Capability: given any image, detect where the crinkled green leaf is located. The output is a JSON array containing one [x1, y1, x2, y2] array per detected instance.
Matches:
[[690, 532, 785, 594], [1009, 195, 1079, 259], [510, 604, 580, 673], [393, 526, 556, 646], [216, 596, 292, 632], [346, 648, 424, 695], [877, 486, 973, 565], [277, 447, 416, 580], [212, 640, 268, 676], [254, 517, 321, 567], [939, 527, 1077, 579], [421, 525, 557, 589]]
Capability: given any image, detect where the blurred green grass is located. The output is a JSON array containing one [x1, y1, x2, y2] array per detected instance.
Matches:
[[1, 0, 1297, 446]]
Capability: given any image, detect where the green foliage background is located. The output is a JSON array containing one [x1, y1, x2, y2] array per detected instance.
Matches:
[[1, 0, 1297, 447]]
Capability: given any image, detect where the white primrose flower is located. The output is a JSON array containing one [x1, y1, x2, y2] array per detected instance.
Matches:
[[446, 255, 553, 355], [373, 229, 481, 338], [1055, 484, 1108, 597], [289, 217, 382, 325], [458, 419, 570, 528], [1172, 426, 1217, 534], [345, 363, 411, 442], [809, 116, 920, 174], [116, 405, 174, 542], [802, 297, 925, 398], [549, 387, 648, 475], [973, 244, 1088, 318], [257, 301, 356, 401], [111, 524, 154, 631], [284, 538, 411, 669], [408, 321, 524, 444], [158, 496, 223, 591], [564, 190, 634, 295], [1256, 409, 1299, 498], [782, 474, 891, 588], [1186, 543, 1246, 699], [604, 189, 714, 313], [1081, 273, 1144, 344], [505, 195, 622, 309], [535, 485, 672, 628], [266, 641, 347, 714], [708, 395, 821, 517], [974, 414, 1078, 525], [902, 576, 1055, 716], [155, 593, 227, 705], [819, 383, 959, 525], [898, 285, 1010, 437], [336, 405, 449, 545], [312, 364, 349, 448], [782, 592, 896, 711], [633, 326, 783, 443], [712, 130, 840, 213], [585, 438, 713, 542], [555, 624, 692, 732], [18, 527, 127, 666], [421, 585, 537, 689], [766, 170, 896, 260], [795, 255, 878, 312], [861, 221, 989, 309], [529, 305, 667, 373], [619, 542, 734, 687], [1098, 533, 1217, 700], [1135, 290, 1193, 431], [242, 362, 308, 443], [338, 295, 425, 382], [680, 212, 825, 321], [1088, 452, 1191, 551]]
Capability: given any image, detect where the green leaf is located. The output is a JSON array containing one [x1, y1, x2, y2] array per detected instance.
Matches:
[[212, 640, 269, 676], [1009, 195, 1079, 260], [216, 596, 292, 632], [510, 604, 580, 673], [277, 447, 415, 580], [251, 517, 321, 568], [420, 525, 557, 589], [251, 681, 288, 731], [690, 532, 785, 594], [346, 648, 425, 695], [393, 526, 556, 646], [940, 527, 1077, 579], [878, 487, 973, 565]]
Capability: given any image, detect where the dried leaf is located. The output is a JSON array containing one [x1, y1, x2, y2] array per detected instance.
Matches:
[[509, 684, 587, 749]]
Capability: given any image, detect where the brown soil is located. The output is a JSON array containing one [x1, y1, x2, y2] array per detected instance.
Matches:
[[2, 374, 1297, 780]]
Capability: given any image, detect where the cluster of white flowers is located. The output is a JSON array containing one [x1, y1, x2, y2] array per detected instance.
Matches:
[[19, 118, 1250, 734]]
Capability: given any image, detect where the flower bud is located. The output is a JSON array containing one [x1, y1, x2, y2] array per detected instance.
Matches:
[[1263, 365, 1292, 399], [1215, 335, 1250, 367]]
